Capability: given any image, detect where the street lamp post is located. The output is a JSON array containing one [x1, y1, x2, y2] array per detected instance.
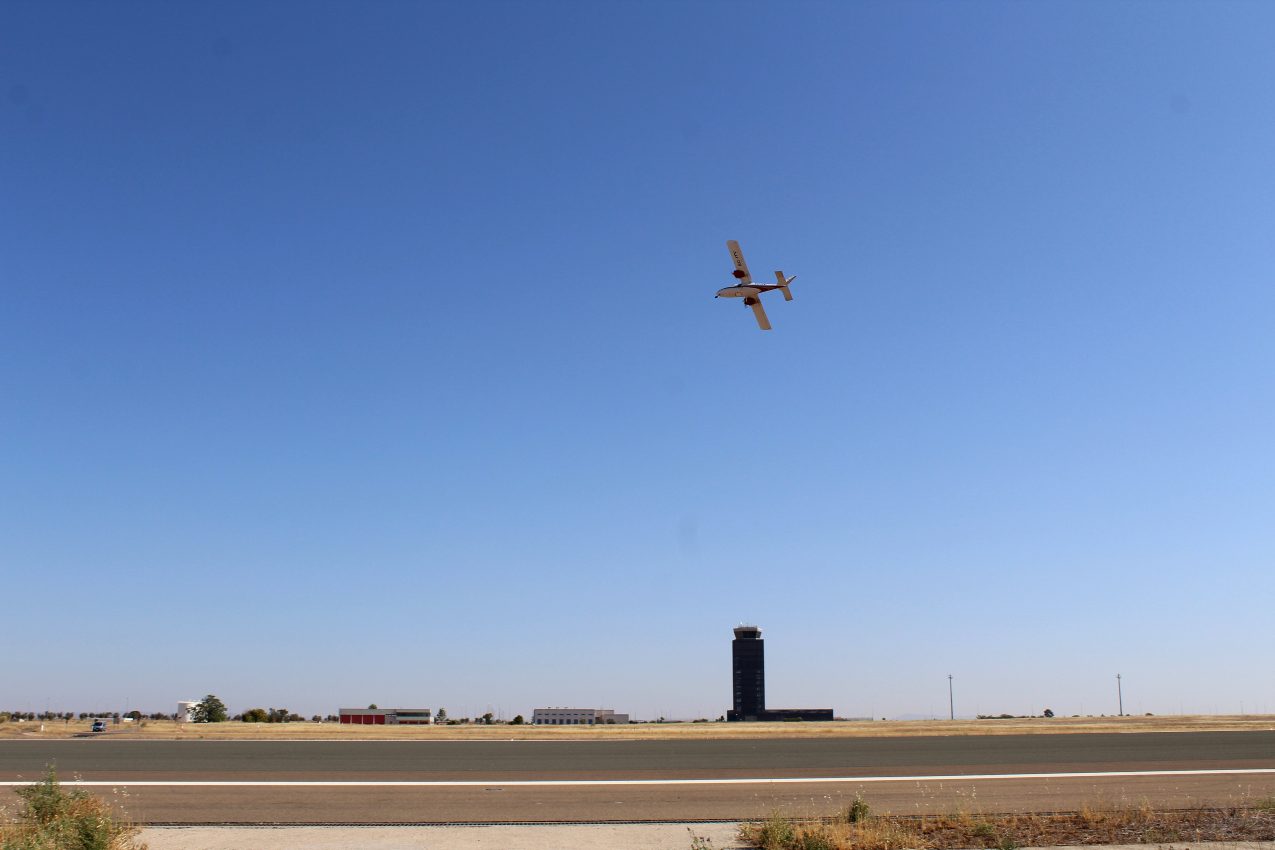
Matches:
[[1117, 673, 1123, 717], [948, 674, 954, 721]]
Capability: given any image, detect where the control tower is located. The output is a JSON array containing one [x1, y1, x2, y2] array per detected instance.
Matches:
[[726, 624, 835, 722], [728, 625, 765, 721]]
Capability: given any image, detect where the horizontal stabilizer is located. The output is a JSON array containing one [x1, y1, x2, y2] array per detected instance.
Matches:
[[775, 271, 795, 301]]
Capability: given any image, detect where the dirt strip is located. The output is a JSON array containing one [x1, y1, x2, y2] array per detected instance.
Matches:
[[137, 828, 1275, 850], [139, 822, 748, 850]]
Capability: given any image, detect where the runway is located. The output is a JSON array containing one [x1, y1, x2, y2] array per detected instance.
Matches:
[[3, 732, 1273, 823]]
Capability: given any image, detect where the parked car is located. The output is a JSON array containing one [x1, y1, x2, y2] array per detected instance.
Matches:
[[91, 720, 107, 733]]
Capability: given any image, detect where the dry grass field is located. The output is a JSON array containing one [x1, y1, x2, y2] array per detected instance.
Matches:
[[740, 796, 1275, 850], [2, 713, 1272, 741]]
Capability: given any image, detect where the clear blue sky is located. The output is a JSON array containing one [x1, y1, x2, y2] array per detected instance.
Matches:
[[3, 1, 1273, 720]]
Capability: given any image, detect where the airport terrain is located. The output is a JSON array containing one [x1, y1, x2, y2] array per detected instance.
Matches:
[[3, 730, 1273, 824], [3, 714, 1273, 741]]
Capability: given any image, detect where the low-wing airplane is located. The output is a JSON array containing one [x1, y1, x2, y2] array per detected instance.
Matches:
[[715, 240, 795, 330]]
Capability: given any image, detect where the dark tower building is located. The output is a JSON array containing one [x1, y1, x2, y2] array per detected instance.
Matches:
[[729, 625, 765, 721], [726, 624, 835, 722]]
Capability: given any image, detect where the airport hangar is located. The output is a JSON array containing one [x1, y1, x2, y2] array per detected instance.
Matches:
[[338, 708, 433, 725]]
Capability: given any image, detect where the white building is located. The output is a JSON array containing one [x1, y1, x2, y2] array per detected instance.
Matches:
[[532, 707, 629, 725]]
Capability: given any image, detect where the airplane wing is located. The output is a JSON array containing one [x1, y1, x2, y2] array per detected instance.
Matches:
[[726, 240, 752, 284], [749, 299, 772, 330]]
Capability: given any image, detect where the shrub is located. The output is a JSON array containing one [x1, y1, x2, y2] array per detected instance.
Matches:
[[0, 767, 144, 850], [752, 813, 796, 849]]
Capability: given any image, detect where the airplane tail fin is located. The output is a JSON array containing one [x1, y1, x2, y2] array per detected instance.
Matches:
[[775, 271, 795, 301]]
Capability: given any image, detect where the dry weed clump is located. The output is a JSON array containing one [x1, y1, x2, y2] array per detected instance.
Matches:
[[0, 769, 145, 850], [742, 799, 928, 850], [739, 796, 1275, 850]]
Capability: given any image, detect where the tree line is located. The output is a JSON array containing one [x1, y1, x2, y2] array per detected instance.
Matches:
[[2, 696, 528, 725], [0, 711, 175, 722]]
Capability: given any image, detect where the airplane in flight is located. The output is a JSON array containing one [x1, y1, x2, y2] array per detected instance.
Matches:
[[715, 240, 795, 330]]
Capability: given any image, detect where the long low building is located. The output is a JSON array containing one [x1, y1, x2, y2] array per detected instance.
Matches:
[[532, 707, 629, 725], [338, 708, 433, 725]]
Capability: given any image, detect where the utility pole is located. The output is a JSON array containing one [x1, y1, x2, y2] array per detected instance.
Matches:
[[1116, 673, 1123, 717], [948, 674, 954, 720]]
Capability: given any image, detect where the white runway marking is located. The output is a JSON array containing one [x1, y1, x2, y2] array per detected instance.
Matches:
[[3, 768, 1274, 787]]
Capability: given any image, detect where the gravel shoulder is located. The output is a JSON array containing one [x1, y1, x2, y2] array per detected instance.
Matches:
[[139, 823, 748, 850]]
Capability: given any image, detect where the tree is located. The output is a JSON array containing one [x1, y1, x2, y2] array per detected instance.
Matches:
[[436, 707, 447, 722], [481, 712, 494, 725], [511, 715, 524, 725], [241, 708, 269, 723], [367, 704, 378, 709], [191, 695, 228, 723], [1043, 708, 1055, 718]]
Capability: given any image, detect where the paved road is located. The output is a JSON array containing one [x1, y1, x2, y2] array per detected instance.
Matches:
[[3, 732, 1273, 823]]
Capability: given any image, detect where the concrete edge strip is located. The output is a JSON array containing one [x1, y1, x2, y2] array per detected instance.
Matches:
[[3, 768, 1275, 787]]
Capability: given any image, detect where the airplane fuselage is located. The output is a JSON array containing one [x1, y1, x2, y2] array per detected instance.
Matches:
[[716, 284, 783, 299]]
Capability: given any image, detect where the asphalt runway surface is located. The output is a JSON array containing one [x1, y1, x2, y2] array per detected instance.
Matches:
[[3, 731, 1274, 823]]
